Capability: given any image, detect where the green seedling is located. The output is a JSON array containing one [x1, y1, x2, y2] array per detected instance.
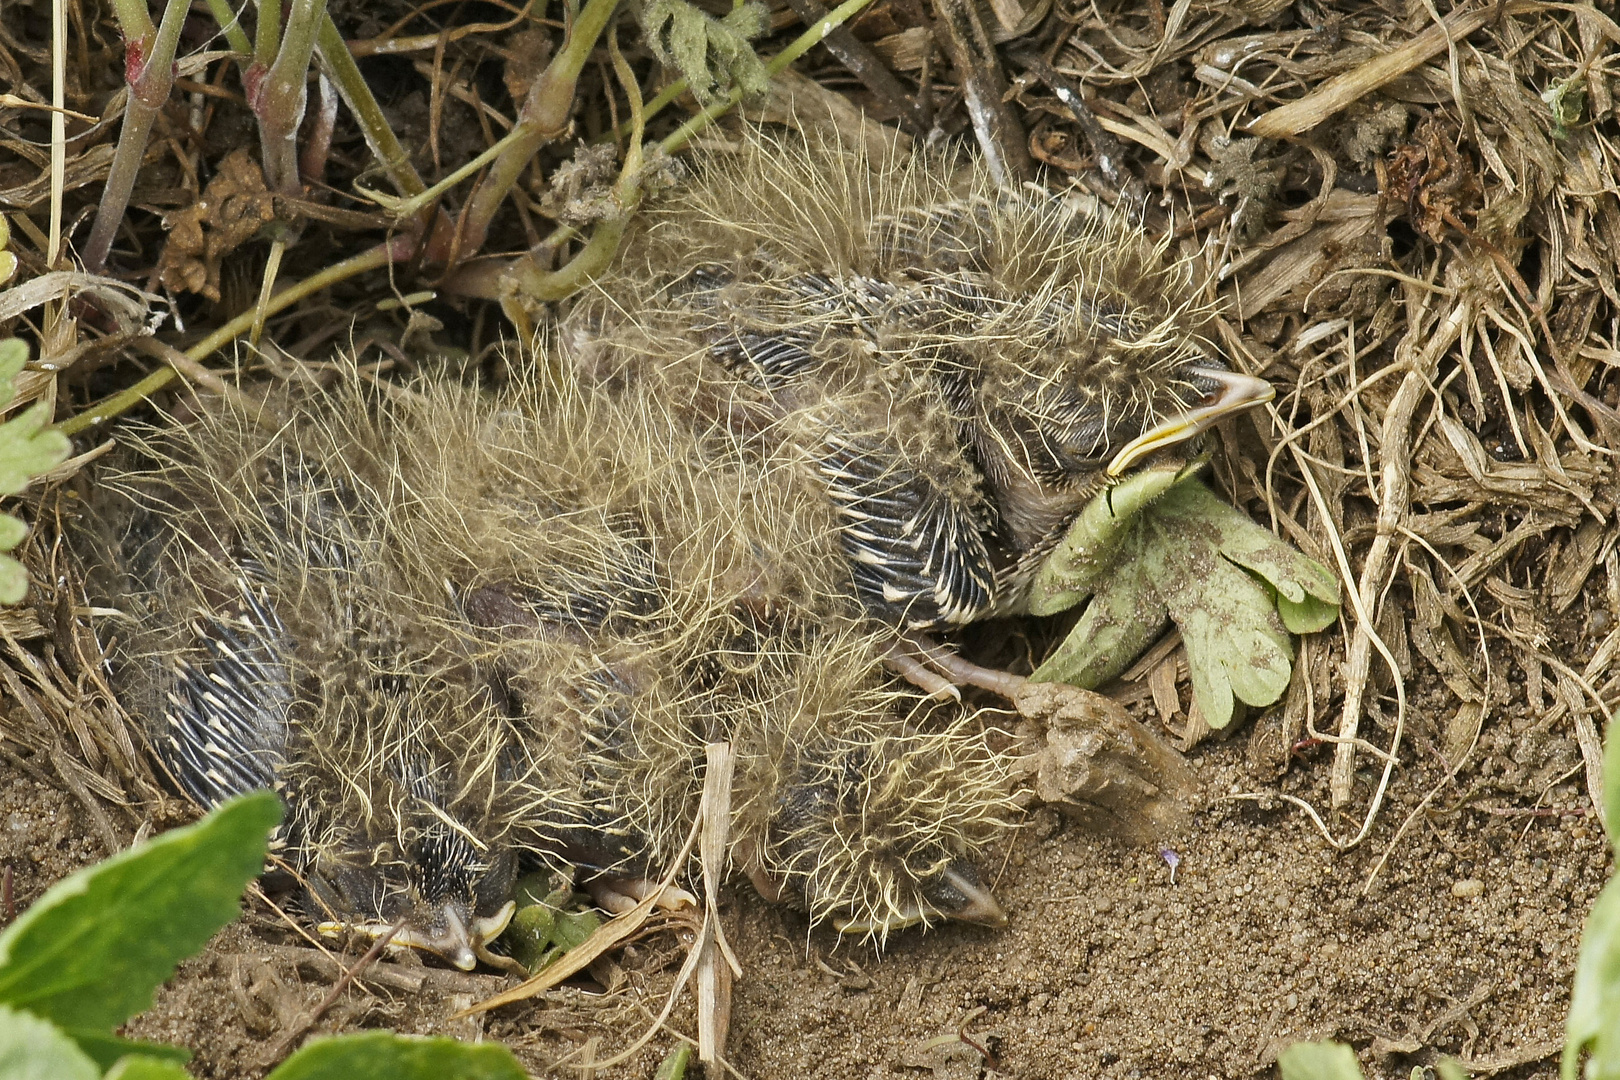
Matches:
[[1027, 463, 1339, 729], [1563, 720, 1620, 1079], [0, 338, 71, 604], [0, 791, 534, 1078], [504, 872, 603, 974]]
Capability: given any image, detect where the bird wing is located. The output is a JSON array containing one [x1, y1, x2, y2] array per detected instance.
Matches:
[[162, 575, 294, 810], [818, 430, 996, 628]]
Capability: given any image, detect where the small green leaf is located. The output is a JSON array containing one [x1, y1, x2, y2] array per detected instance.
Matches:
[[0, 1005, 100, 1080], [654, 1043, 692, 1080], [1031, 552, 1166, 687], [105, 1054, 196, 1080], [266, 1032, 529, 1080], [0, 513, 26, 553], [0, 401, 71, 498], [0, 554, 26, 605], [0, 339, 27, 412], [1278, 1040, 1365, 1080], [60, 1029, 190, 1073], [1435, 1059, 1468, 1080], [1030, 475, 1339, 728], [553, 907, 601, 950], [1562, 725, 1620, 1079], [0, 791, 280, 1037], [1278, 590, 1340, 635], [638, 0, 770, 104]]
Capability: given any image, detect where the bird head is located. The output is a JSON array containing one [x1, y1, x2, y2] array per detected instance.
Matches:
[[299, 766, 522, 971]]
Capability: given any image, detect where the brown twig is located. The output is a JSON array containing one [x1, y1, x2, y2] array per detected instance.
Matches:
[[261, 918, 405, 1067]]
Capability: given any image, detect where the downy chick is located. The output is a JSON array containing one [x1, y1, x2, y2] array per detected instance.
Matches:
[[385, 368, 1015, 935], [89, 362, 1015, 954], [94, 410, 524, 970], [567, 127, 1273, 633]]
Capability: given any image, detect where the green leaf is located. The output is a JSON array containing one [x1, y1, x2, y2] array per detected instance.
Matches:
[[0, 555, 26, 606], [0, 401, 70, 498], [1027, 462, 1190, 615], [104, 1054, 196, 1080], [1435, 1059, 1468, 1080], [1278, 1040, 1365, 1080], [60, 1029, 190, 1073], [0, 1005, 99, 1080], [0, 340, 26, 412], [0, 792, 280, 1037], [1562, 725, 1620, 1079], [654, 1043, 692, 1080], [638, 0, 770, 104], [1030, 476, 1340, 729], [266, 1032, 529, 1080], [1032, 550, 1167, 688]]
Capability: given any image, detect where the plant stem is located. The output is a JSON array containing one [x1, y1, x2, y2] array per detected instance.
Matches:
[[200, 0, 253, 58], [454, 0, 622, 261], [662, 0, 878, 155], [315, 15, 429, 203], [83, 0, 190, 270], [255, 0, 328, 196], [252, 0, 280, 69], [59, 237, 412, 436], [106, 0, 155, 43], [500, 0, 877, 304]]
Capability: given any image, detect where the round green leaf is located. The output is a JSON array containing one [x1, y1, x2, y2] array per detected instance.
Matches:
[[0, 792, 281, 1034], [267, 1032, 529, 1080], [0, 1006, 99, 1080]]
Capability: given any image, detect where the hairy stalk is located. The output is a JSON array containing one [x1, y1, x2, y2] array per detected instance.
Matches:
[[59, 236, 414, 436], [83, 0, 190, 270], [450, 0, 623, 263]]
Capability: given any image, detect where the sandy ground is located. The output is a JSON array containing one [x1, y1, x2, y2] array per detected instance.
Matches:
[[3, 655, 1606, 1080]]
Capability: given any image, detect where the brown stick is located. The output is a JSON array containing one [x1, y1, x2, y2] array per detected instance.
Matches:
[[931, 0, 1028, 186]]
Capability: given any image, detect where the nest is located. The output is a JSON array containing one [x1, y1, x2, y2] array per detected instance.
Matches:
[[0, 0, 1614, 1073]]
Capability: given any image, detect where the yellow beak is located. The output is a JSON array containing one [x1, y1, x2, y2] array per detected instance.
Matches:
[[1106, 367, 1274, 478]]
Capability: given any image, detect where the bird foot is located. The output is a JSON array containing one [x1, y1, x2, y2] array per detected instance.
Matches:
[[584, 875, 699, 915], [884, 631, 1028, 701], [1012, 680, 1202, 843]]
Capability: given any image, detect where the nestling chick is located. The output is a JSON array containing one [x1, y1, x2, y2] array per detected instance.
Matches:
[[94, 407, 524, 970], [568, 128, 1273, 632], [87, 359, 1015, 955], [386, 368, 1015, 934]]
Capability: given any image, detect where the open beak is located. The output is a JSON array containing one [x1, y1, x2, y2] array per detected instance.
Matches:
[[321, 899, 516, 972], [1106, 367, 1273, 478]]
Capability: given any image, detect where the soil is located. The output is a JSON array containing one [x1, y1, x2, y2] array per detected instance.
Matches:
[[4, 662, 1606, 1080]]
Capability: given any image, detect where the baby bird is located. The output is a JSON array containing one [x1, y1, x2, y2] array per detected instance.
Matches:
[[87, 357, 1015, 964], [95, 409, 525, 970], [568, 127, 1273, 638]]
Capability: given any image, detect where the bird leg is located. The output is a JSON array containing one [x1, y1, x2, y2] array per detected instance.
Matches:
[[886, 630, 1028, 700]]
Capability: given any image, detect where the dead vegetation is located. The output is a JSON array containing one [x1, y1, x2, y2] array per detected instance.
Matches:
[[1, 0, 1618, 1074]]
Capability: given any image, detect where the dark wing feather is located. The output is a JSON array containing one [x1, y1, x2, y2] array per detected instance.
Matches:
[[162, 578, 293, 809], [818, 433, 996, 628]]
